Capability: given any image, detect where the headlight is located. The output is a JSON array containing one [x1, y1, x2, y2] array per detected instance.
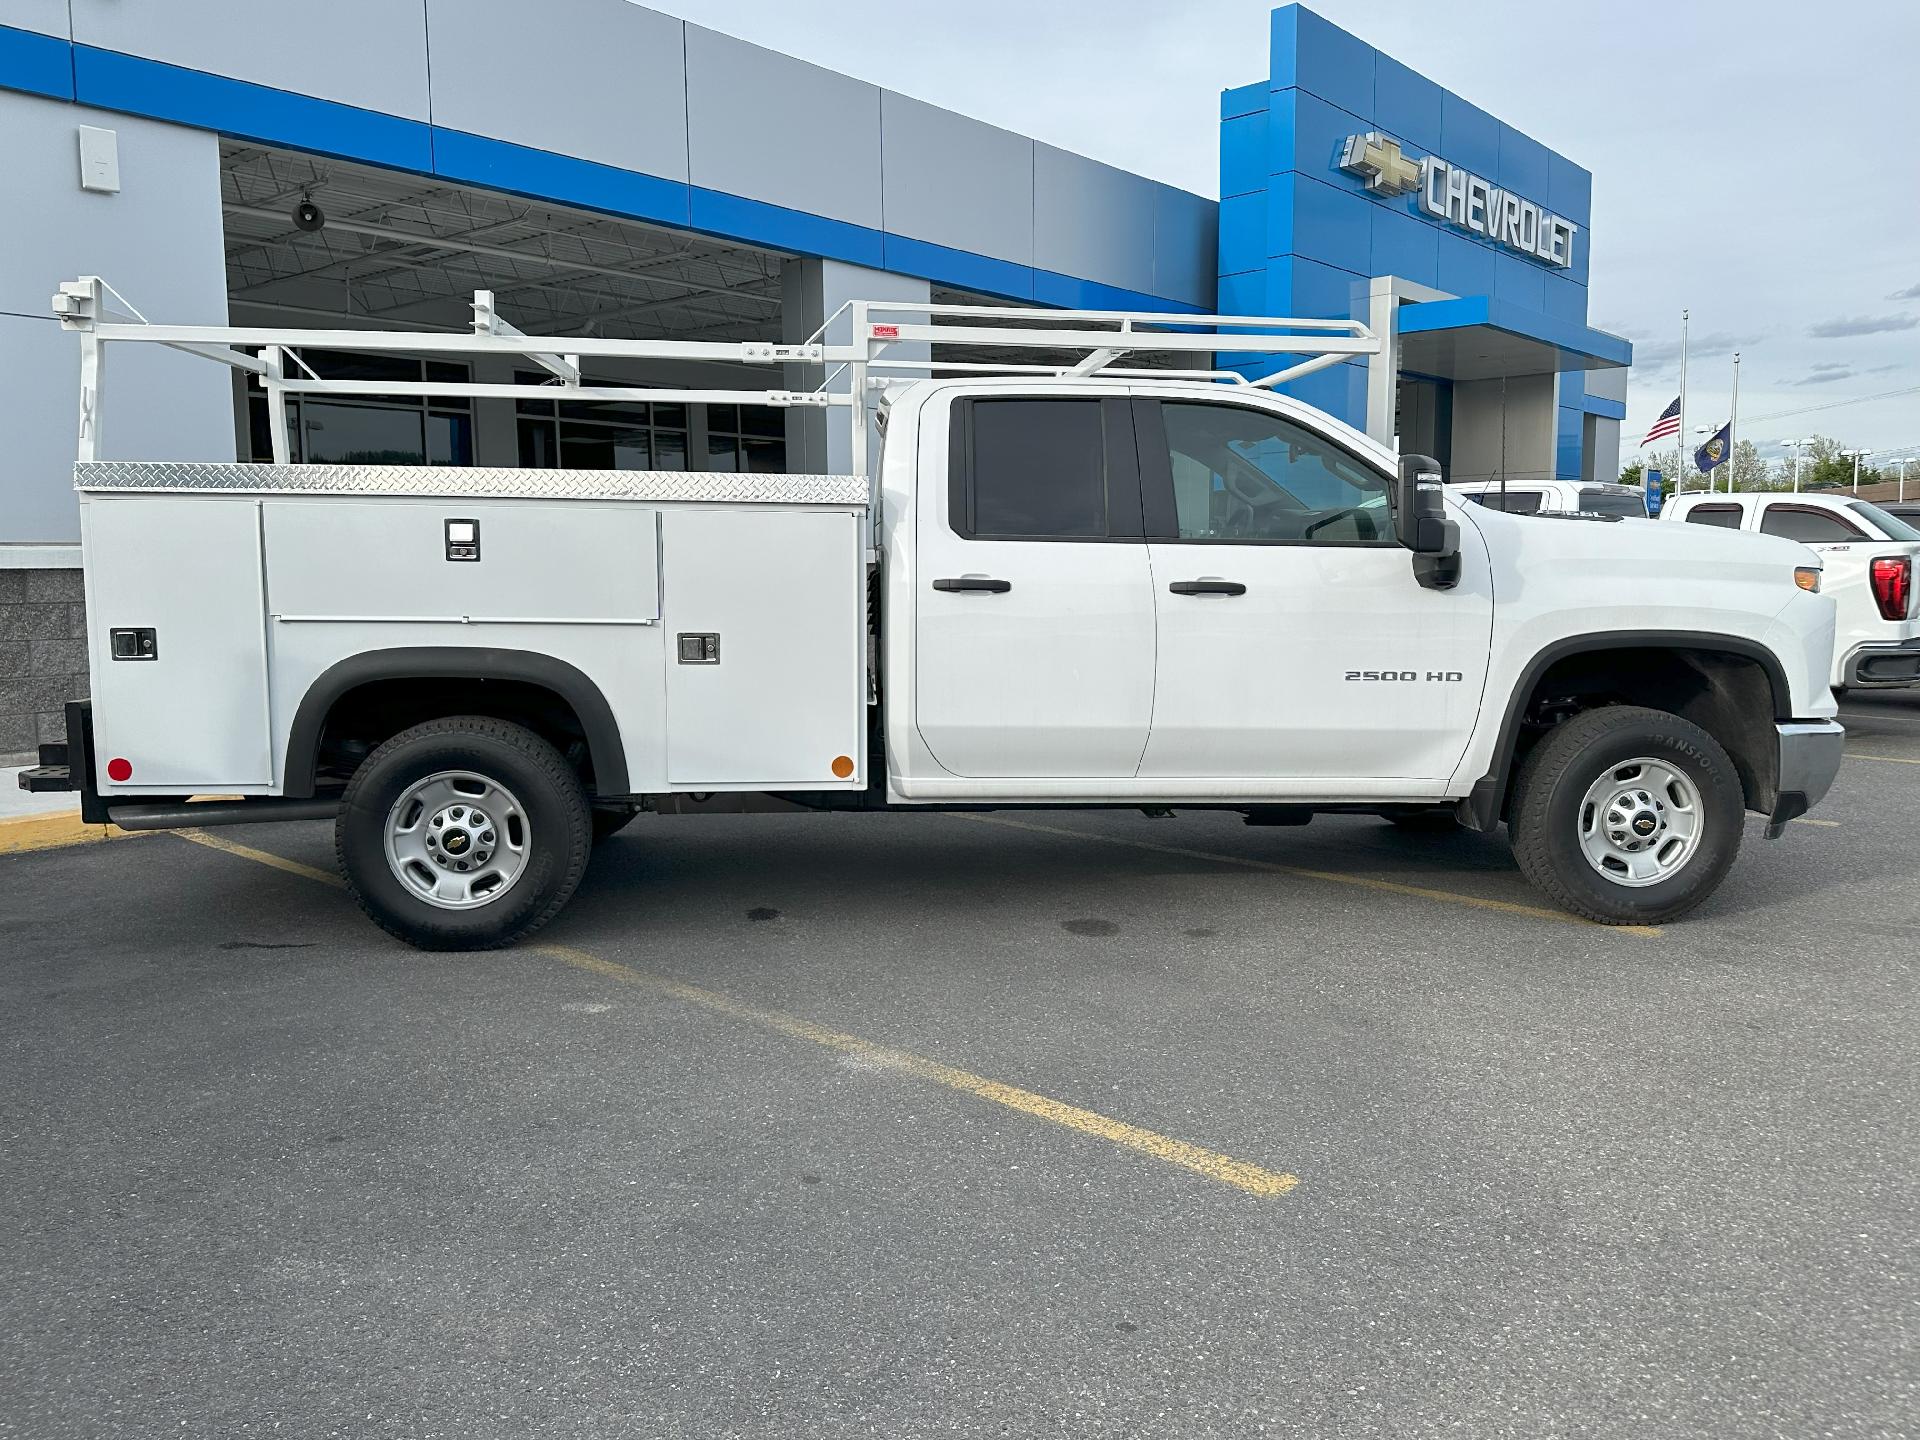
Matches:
[[1794, 566, 1821, 593]]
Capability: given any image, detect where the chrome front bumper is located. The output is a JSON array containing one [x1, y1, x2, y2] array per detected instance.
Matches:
[[1766, 720, 1846, 837]]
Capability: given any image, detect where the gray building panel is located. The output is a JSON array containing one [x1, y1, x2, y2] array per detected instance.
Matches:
[[879, 92, 1032, 267], [684, 24, 881, 230], [425, 0, 689, 180], [1152, 186, 1218, 309], [0, 1, 69, 38], [69, 0, 431, 120], [0, 93, 231, 542], [1032, 144, 1156, 294]]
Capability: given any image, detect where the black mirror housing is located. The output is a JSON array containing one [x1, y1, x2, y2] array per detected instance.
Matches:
[[1394, 453, 1461, 590]]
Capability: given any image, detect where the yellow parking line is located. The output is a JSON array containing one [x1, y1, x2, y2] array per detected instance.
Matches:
[[948, 813, 1662, 938], [1845, 752, 1920, 765], [0, 809, 144, 856], [539, 944, 1299, 1198], [175, 828, 346, 888]]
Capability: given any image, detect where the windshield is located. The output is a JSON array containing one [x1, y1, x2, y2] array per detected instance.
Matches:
[[1849, 500, 1920, 542], [1579, 488, 1648, 518]]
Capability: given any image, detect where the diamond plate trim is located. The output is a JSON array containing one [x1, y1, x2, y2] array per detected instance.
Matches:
[[74, 462, 869, 507]]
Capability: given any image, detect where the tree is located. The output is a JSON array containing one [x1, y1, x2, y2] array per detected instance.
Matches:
[[1618, 459, 1644, 487]]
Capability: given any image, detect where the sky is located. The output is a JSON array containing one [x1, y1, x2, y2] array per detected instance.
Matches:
[[647, 0, 1920, 469]]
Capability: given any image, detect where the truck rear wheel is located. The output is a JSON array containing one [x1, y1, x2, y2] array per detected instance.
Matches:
[[1508, 705, 1743, 925], [336, 716, 591, 951]]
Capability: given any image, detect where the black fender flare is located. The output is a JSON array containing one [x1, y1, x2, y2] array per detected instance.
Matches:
[[283, 647, 629, 799], [1462, 630, 1792, 831]]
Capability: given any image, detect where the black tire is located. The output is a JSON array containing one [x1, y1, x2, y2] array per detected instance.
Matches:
[[1508, 705, 1744, 925], [336, 716, 591, 951], [591, 804, 640, 844]]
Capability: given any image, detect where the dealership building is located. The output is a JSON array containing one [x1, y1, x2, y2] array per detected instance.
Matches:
[[0, 0, 1630, 758]]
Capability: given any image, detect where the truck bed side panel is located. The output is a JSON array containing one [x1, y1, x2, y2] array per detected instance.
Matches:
[[82, 495, 272, 788]]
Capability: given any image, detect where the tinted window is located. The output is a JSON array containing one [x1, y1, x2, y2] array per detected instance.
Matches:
[[1472, 489, 1544, 514], [1159, 402, 1390, 543], [1686, 505, 1744, 529], [967, 399, 1108, 538], [1850, 501, 1920, 542], [1579, 489, 1648, 517], [1759, 506, 1863, 543]]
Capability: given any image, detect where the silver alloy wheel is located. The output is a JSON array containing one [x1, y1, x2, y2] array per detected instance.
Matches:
[[384, 770, 531, 910], [1576, 756, 1703, 888]]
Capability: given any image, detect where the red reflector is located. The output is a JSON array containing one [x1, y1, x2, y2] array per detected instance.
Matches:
[[106, 757, 132, 782], [870, 323, 900, 339], [1870, 555, 1911, 622]]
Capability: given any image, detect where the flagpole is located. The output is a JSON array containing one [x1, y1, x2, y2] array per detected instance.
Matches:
[[1727, 352, 1741, 492], [1677, 309, 1690, 495]]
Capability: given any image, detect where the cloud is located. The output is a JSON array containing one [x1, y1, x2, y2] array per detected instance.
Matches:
[[1807, 314, 1920, 338], [1614, 329, 1763, 377], [1891, 283, 1920, 300], [1784, 367, 1857, 386]]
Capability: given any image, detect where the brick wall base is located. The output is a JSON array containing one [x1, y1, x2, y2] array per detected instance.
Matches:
[[0, 568, 88, 764]]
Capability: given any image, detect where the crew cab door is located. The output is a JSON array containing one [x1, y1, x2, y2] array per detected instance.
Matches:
[[1131, 396, 1492, 783], [913, 393, 1154, 778]]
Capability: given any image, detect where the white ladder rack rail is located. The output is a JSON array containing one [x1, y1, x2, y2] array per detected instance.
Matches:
[[53, 277, 1381, 504]]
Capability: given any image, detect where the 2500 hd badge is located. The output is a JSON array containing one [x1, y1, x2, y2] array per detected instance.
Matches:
[[1344, 670, 1466, 681]]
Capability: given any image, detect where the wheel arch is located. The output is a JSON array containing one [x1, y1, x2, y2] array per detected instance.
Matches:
[[284, 647, 629, 799], [1465, 631, 1792, 830]]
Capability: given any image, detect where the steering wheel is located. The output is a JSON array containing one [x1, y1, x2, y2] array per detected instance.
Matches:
[[1303, 504, 1369, 539]]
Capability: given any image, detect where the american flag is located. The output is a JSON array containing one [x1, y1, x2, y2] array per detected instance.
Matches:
[[1641, 396, 1681, 446]]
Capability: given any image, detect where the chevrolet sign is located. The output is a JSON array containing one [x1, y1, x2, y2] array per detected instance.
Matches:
[[1338, 132, 1578, 269]]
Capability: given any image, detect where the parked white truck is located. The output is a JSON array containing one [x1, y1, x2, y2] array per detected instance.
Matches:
[[22, 280, 1844, 947], [1663, 490, 1920, 691]]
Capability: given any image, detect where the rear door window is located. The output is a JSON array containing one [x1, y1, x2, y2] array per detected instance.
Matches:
[[1685, 504, 1744, 529], [953, 397, 1141, 541], [1759, 506, 1865, 543], [1578, 489, 1648, 517]]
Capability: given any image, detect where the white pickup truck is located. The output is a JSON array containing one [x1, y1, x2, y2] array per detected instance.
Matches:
[[1663, 491, 1920, 691], [22, 281, 1845, 947]]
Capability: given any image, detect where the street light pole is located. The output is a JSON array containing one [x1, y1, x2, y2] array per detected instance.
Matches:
[[1895, 456, 1915, 502], [1843, 448, 1871, 493], [1782, 437, 1809, 493]]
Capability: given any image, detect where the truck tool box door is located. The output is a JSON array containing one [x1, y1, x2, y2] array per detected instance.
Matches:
[[1134, 397, 1492, 784], [83, 495, 273, 787], [915, 395, 1155, 779]]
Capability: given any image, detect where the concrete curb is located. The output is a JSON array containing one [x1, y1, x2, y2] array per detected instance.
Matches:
[[0, 810, 144, 857]]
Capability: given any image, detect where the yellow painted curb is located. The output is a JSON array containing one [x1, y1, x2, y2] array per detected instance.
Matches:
[[0, 809, 145, 857]]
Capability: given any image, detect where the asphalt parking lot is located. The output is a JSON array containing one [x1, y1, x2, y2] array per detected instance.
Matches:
[[3, 701, 1916, 1439]]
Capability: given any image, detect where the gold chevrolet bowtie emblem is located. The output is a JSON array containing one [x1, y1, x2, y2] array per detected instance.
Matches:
[[1339, 132, 1423, 196]]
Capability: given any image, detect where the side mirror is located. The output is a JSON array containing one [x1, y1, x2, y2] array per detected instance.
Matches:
[[1394, 453, 1461, 590]]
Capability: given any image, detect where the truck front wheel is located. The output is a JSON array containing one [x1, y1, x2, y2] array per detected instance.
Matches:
[[1507, 705, 1743, 925], [336, 716, 592, 950]]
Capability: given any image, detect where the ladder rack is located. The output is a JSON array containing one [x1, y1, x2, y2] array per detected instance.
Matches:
[[52, 276, 1382, 502]]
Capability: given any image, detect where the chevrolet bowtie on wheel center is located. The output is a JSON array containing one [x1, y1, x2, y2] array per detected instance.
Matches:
[[21, 277, 1846, 946]]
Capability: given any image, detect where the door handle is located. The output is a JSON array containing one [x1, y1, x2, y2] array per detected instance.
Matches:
[[932, 576, 1012, 593], [1168, 579, 1247, 596]]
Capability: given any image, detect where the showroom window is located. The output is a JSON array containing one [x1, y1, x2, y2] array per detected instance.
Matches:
[[704, 403, 787, 473], [247, 350, 472, 465], [516, 376, 689, 471]]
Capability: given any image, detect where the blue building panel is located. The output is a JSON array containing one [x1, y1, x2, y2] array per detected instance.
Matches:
[[1263, 254, 1365, 322], [434, 128, 690, 230], [1221, 80, 1267, 121], [1434, 230, 1498, 301], [1275, 173, 1371, 268], [1220, 107, 1269, 199], [1270, 5, 1374, 121], [1495, 123, 1552, 202], [1548, 152, 1593, 227], [881, 232, 1033, 303], [1556, 405, 1585, 480], [1266, 86, 1370, 187], [1368, 205, 1438, 288], [1540, 271, 1587, 323], [0, 23, 73, 101], [1371, 52, 1442, 155], [1438, 89, 1501, 181], [1492, 252, 1546, 313], [1217, 191, 1267, 280]]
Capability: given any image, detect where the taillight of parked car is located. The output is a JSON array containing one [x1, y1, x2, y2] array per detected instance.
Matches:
[[1869, 555, 1912, 621]]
